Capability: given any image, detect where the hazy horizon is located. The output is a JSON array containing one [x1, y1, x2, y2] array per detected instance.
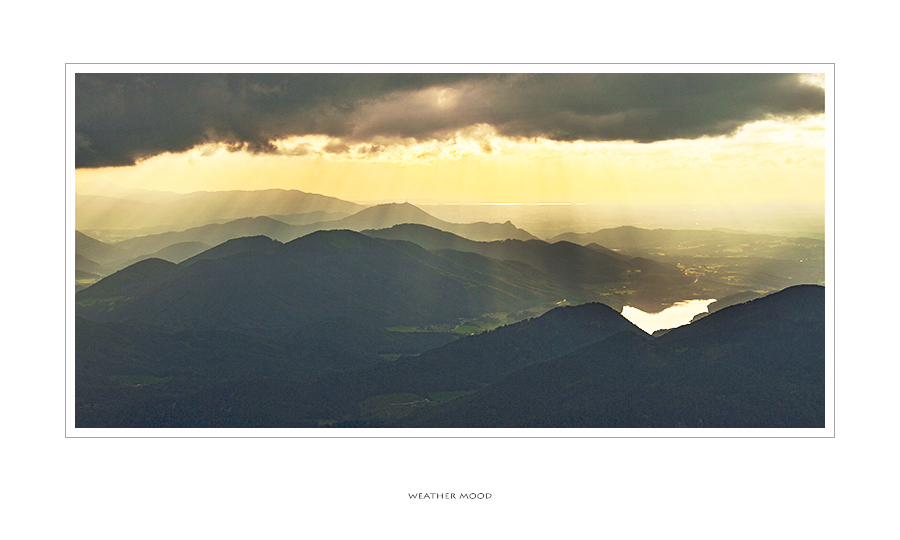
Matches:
[[75, 180, 825, 240]]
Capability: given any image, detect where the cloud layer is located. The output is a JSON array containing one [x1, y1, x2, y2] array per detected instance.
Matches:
[[75, 73, 824, 168]]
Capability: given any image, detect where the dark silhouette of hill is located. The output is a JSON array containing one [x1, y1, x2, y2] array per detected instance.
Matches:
[[77, 257, 180, 303], [709, 291, 763, 312], [76, 229, 571, 334], [76, 285, 825, 428], [325, 202, 445, 231], [90, 204, 538, 276], [401, 285, 824, 428], [363, 223, 482, 251], [180, 235, 283, 266], [290, 303, 648, 419], [82, 302, 647, 427], [659, 285, 824, 356]]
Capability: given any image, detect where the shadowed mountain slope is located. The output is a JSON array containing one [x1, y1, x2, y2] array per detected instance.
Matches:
[[76, 229, 571, 334], [402, 285, 824, 428], [291, 303, 648, 419], [75, 253, 103, 275]]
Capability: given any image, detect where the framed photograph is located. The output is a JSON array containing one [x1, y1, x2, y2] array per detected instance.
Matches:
[[68, 66, 832, 436]]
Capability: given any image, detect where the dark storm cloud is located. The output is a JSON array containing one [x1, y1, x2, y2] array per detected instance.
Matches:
[[75, 73, 824, 168], [485, 73, 825, 143], [75, 73, 484, 168]]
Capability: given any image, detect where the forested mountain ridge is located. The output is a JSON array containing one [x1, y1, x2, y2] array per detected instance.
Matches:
[[76, 229, 575, 334], [400, 285, 825, 428]]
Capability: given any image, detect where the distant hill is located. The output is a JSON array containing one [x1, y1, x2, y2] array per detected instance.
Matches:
[[75, 230, 127, 264], [363, 223, 479, 251], [366, 223, 629, 285], [659, 284, 823, 351], [121, 241, 211, 267], [93, 204, 538, 276], [316, 203, 538, 241], [365, 223, 695, 304], [551, 225, 749, 249], [265, 210, 349, 225], [75, 253, 103, 275], [112, 216, 299, 256]]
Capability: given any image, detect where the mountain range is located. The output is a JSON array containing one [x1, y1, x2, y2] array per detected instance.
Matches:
[[73, 191, 826, 429], [363, 223, 698, 308], [74, 203, 539, 280], [75, 230, 571, 334]]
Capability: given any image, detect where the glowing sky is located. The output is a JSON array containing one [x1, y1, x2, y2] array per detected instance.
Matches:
[[74, 72, 826, 206]]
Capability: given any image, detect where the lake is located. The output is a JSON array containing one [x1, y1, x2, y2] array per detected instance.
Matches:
[[621, 299, 716, 334]]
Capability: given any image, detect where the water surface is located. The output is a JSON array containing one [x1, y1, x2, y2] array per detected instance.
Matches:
[[621, 299, 716, 334]]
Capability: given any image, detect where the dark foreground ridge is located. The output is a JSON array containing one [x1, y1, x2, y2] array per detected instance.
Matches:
[[76, 282, 824, 428], [401, 285, 825, 428]]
